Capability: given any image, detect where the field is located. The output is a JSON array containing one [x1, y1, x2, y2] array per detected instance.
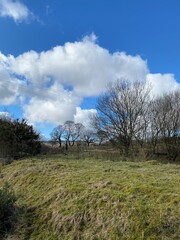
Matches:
[[0, 153, 180, 239]]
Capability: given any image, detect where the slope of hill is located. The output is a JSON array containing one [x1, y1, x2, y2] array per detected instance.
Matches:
[[0, 155, 180, 239]]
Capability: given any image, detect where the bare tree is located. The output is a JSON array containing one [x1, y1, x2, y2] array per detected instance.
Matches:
[[96, 129, 108, 145], [150, 91, 180, 160], [94, 79, 150, 156], [148, 97, 166, 154], [50, 125, 64, 147], [82, 128, 96, 146], [63, 121, 84, 146]]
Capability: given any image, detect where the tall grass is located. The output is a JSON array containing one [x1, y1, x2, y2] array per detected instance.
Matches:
[[0, 183, 17, 237], [0, 155, 180, 239]]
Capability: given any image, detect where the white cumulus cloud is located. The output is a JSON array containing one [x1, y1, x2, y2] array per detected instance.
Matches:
[[146, 73, 180, 97], [0, 34, 179, 127], [74, 107, 97, 128], [0, 111, 11, 119], [9, 34, 149, 96], [0, 0, 33, 23], [23, 83, 82, 125], [0, 52, 22, 104]]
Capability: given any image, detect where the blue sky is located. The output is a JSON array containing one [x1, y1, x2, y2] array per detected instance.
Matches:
[[0, 0, 180, 139]]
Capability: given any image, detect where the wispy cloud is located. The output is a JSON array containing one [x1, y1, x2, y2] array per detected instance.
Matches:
[[0, 0, 34, 23]]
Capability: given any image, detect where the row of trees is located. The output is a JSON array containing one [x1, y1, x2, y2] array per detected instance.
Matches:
[[51, 80, 180, 161], [0, 74, 179, 162], [0, 117, 41, 160], [50, 121, 99, 149], [93, 80, 180, 160], [1, 79, 178, 161]]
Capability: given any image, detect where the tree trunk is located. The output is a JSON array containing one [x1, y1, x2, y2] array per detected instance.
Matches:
[[58, 137, 62, 147], [65, 141, 68, 151]]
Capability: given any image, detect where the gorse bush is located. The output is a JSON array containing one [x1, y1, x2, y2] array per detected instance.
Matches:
[[0, 118, 41, 159], [0, 183, 17, 236]]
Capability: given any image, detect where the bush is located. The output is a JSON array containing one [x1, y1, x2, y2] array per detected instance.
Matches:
[[0, 183, 17, 236], [0, 118, 41, 159]]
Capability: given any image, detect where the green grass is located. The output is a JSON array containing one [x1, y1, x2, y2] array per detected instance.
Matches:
[[0, 155, 180, 239]]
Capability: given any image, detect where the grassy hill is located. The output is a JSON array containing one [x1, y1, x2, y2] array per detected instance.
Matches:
[[0, 154, 180, 239]]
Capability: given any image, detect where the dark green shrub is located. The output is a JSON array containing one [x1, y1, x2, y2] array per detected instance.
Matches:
[[0, 183, 17, 236], [0, 118, 41, 159]]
